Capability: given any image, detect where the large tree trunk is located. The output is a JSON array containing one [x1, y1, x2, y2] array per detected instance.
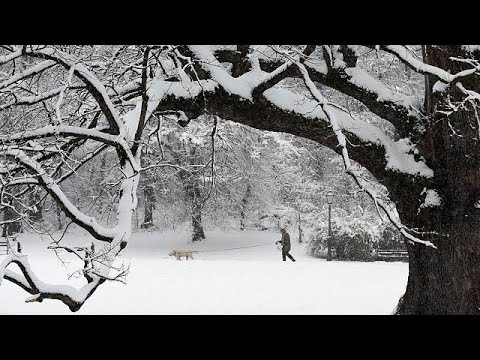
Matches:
[[399, 219, 480, 314], [395, 45, 480, 314]]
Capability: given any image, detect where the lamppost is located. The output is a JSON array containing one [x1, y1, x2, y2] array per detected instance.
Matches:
[[326, 191, 334, 261]]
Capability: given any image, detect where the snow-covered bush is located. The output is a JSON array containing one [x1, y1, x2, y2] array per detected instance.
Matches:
[[307, 207, 402, 261], [254, 205, 296, 231]]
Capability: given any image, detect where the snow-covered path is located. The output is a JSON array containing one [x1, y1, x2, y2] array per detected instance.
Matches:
[[0, 230, 408, 314]]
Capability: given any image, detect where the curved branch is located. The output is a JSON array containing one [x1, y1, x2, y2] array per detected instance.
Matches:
[[0, 48, 22, 65], [380, 45, 454, 82], [0, 60, 56, 90], [22, 46, 124, 134], [214, 46, 425, 140], [296, 60, 435, 247], [0, 87, 63, 111], [5, 149, 116, 242], [304, 60, 424, 139], [2, 125, 116, 145], [1, 255, 104, 312], [4, 270, 34, 293], [153, 83, 432, 193], [188, 45, 296, 101], [1, 125, 139, 173]]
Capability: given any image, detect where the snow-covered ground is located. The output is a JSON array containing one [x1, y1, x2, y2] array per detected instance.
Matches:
[[0, 230, 408, 314]]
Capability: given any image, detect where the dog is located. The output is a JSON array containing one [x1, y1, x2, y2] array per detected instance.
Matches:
[[168, 249, 197, 260]]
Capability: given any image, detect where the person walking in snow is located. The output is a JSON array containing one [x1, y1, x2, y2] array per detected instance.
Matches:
[[276, 228, 296, 262]]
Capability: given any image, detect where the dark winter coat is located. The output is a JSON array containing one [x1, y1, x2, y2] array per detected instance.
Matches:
[[280, 232, 291, 252]]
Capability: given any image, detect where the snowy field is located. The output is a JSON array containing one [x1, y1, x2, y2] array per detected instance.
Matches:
[[0, 230, 408, 315]]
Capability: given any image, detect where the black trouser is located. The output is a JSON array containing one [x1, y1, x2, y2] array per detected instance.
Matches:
[[282, 249, 295, 261]]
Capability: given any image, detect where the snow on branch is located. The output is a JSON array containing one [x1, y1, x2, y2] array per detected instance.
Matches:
[[298, 57, 425, 138], [0, 60, 56, 90], [188, 45, 295, 101], [22, 46, 125, 134], [295, 61, 436, 248], [0, 125, 140, 173], [2, 125, 121, 145], [0, 49, 22, 65], [384, 45, 454, 81], [5, 149, 117, 241], [383, 45, 480, 85], [1, 254, 104, 312], [107, 78, 142, 97], [148, 78, 217, 100], [263, 86, 433, 178], [177, 46, 424, 143], [55, 65, 76, 125], [343, 66, 422, 119], [456, 82, 480, 102], [0, 87, 64, 111]]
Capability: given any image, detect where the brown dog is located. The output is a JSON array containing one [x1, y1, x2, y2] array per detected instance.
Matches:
[[168, 249, 197, 260]]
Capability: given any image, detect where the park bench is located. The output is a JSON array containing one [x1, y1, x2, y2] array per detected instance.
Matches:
[[376, 248, 408, 261], [0, 236, 22, 255]]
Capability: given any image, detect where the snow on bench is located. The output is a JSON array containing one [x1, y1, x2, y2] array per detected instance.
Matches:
[[376, 249, 408, 261]]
